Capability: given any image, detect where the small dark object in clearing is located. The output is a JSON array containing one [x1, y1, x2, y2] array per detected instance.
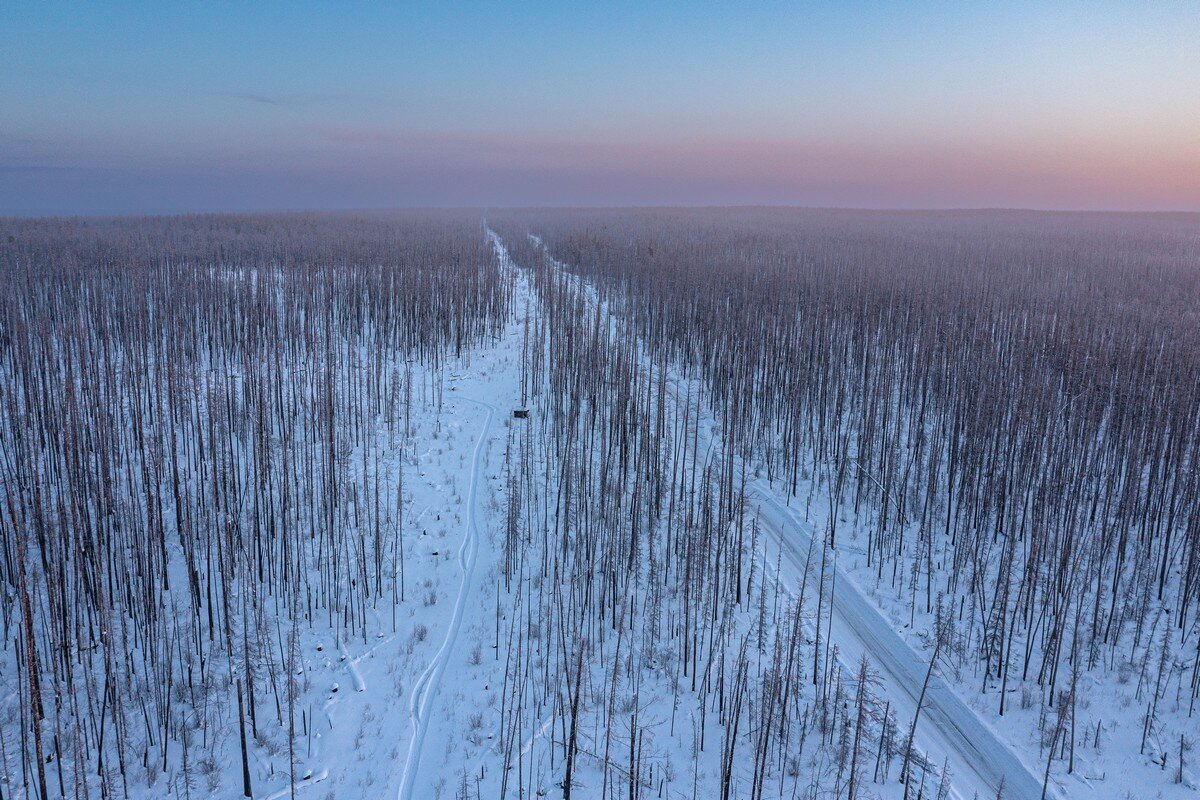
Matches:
[[513, 409, 529, 419]]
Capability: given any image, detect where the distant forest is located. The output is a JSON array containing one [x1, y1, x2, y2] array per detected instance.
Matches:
[[2, 208, 1196, 799]]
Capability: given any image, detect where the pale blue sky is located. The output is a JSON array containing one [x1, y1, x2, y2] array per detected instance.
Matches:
[[2, 1, 1197, 214]]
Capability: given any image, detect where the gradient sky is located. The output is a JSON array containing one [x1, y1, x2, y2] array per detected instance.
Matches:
[[2, 1, 1198, 214]]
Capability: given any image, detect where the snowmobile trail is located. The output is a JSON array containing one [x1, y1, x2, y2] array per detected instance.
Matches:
[[398, 396, 495, 800]]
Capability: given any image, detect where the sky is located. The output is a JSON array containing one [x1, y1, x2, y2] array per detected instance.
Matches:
[[1, 1, 1198, 215]]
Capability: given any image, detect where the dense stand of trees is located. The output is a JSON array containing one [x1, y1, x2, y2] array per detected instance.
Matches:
[[482, 227, 911, 800], [493, 208, 1200, 792], [2, 208, 1195, 800], [0, 213, 511, 799]]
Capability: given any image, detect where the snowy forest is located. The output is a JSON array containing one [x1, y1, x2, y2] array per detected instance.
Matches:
[[1, 208, 1197, 800]]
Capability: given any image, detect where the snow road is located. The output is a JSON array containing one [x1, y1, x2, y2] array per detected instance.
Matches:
[[749, 482, 1048, 800], [398, 397, 495, 800]]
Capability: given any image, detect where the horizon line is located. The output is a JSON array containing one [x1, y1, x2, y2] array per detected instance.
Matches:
[[5, 203, 1200, 223]]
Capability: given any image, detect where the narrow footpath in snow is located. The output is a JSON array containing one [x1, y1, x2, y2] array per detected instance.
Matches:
[[398, 397, 496, 800]]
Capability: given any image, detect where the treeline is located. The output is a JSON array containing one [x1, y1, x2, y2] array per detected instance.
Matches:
[[0, 212, 511, 799], [494, 207, 1200, 787]]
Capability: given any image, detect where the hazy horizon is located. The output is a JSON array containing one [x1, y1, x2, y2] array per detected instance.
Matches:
[[7, 204, 1200, 223], [3, 1, 1198, 215]]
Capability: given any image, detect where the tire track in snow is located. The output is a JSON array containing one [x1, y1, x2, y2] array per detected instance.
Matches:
[[398, 396, 495, 800]]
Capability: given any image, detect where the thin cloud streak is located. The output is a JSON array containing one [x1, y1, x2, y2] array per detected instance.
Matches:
[[216, 91, 289, 107]]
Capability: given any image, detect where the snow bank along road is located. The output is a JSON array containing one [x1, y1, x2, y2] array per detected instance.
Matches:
[[749, 481, 1048, 800], [398, 396, 495, 800]]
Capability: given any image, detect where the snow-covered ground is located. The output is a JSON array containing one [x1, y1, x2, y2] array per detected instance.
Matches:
[[251, 272, 534, 800], [5, 229, 1192, 800], [530, 235, 1034, 800], [822, 489, 1200, 800], [524, 229, 1198, 800]]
